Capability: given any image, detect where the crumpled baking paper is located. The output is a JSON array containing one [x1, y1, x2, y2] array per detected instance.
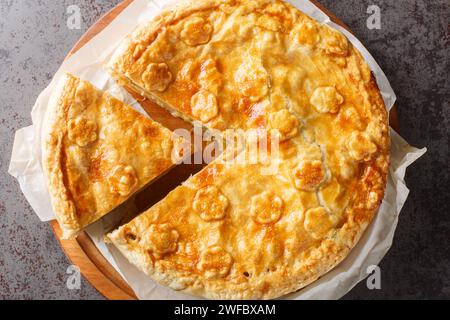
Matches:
[[8, 0, 427, 300]]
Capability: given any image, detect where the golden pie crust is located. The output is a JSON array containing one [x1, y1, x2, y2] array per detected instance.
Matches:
[[42, 73, 184, 239], [105, 0, 390, 299]]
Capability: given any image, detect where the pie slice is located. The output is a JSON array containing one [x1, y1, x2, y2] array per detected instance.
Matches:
[[42, 73, 186, 239], [106, 0, 390, 299]]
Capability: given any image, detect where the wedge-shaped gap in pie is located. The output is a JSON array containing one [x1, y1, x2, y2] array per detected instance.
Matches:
[[134, 161, 206, 214]]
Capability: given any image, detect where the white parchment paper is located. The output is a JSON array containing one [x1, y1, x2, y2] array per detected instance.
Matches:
[[8, 0, 427, 300]]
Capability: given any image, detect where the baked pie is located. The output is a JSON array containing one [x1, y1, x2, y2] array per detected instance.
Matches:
[[41, 0, 389, 299], [104, 0, 390, 299], [42, 73, 186, 239]]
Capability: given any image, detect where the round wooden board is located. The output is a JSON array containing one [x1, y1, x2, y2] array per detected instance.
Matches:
[[51, 0, 399, 300]]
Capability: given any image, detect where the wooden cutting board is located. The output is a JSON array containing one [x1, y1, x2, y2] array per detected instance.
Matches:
[[51, 0, 399, 300]]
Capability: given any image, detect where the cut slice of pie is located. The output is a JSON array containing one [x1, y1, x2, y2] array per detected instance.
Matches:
[[106, 0, 390, 299], [42, 73, 186, 239]]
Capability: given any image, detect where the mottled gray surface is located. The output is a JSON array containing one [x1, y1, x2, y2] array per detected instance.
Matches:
[[0, 0, 448, 300]]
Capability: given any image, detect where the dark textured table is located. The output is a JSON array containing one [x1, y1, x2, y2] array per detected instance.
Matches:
[[0, 0, 448, 300]]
